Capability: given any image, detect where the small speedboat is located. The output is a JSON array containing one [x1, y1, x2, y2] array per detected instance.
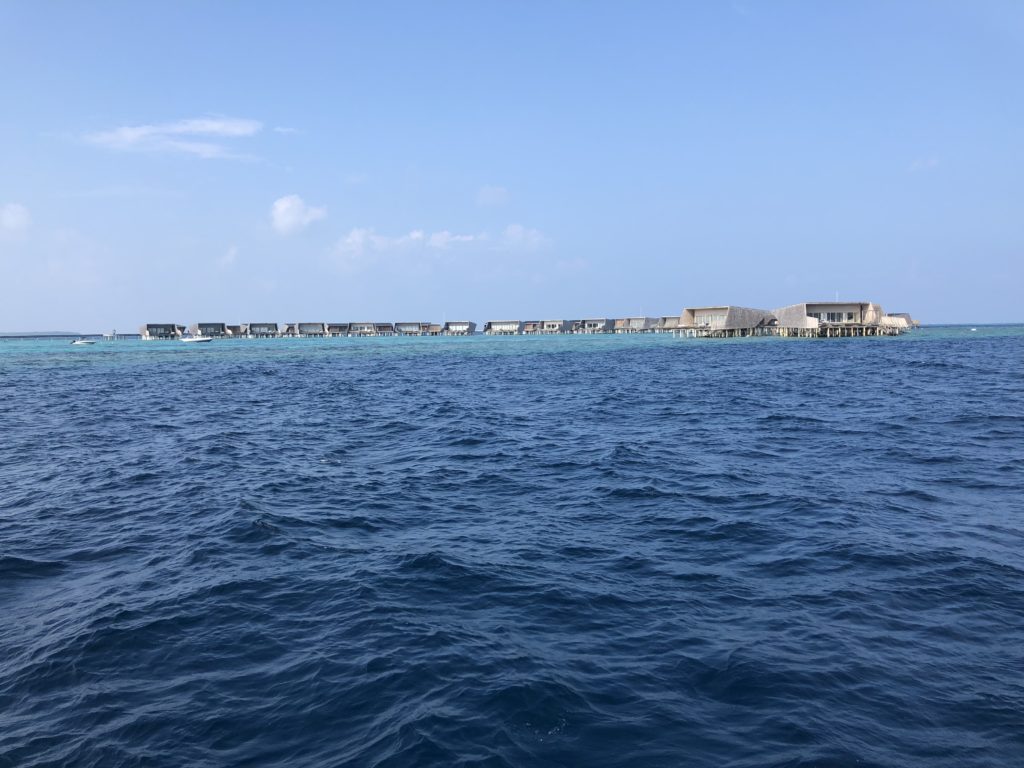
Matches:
[[71, 338, 95, 346], [181, 336, 212, 343]]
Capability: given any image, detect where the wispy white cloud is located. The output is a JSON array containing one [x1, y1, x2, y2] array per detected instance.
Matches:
[[428, 230, 481, 249], [501, 223, 549, 250], [0, 202, 30, 236], [477, 184, 509, 206], [335, 228, 422, 256], [330, 227, 484, 271], [329, 223, 546, 272], [271, 194, 327, 235], [85, 117, 262, 159]]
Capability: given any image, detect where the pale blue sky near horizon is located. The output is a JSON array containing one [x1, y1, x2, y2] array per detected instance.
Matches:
[[1, 1, 1022, 331]]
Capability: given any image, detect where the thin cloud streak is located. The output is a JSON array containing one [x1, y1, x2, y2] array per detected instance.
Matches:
[[85, 117, 263, 159], [500, 223, 549, 250], [329, 224, 546, 272]]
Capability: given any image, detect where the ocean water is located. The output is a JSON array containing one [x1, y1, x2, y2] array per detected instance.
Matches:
[[1, 327, 1023, 768]]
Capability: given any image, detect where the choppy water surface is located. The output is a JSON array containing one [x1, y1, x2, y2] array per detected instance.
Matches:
[[2, 327, 1023, 767]]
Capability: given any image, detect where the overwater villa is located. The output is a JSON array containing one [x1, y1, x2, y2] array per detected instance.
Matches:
[[574, 319, 613, 334], [539, 320, 571, 334], [774, 302, 882, 328], [655, 316, 680, 333], [293, 322, 326, 337], [442, 321, 476, 336], [483, 320, 522, 335], [772, 302, 896, 337], [885, 313, 917, 330], [678, 306, 776, 338], [395, 322, 430, 336], [248, 322, 280, 338], [374, 323, 396, 336], [141, 323, 184, 340], [349, 322, 376, 336], [522, 321, 541, 335], [614, 317, 658, 334], [285, 322, 324, 337], [226, 324, 245, 337], [191, 322, 232, 338], [327, 323, 350, 336]]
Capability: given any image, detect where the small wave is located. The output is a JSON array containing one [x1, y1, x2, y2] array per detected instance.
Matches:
[[3, 327, 1024, 767], [0, 555, 67, 580]]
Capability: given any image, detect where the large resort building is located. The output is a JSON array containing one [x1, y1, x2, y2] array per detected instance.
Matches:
[[770, 302, 903, 338], [675, 302, 916, 338], [143, 301, 916, 341], [678, 306, 777, 338]]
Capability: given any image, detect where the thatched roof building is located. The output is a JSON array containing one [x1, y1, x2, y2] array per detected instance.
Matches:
[[772, 302, 885, 330], [613, 317, 657, 333]]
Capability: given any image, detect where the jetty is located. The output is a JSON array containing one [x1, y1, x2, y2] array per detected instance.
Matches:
[[140, 300, 917, 340]]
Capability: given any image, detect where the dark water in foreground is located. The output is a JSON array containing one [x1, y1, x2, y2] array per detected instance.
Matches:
[[2, 327, 1023, 767]]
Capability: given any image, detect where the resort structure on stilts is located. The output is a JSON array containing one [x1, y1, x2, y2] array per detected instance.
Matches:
[[141, 300, 918, 340]]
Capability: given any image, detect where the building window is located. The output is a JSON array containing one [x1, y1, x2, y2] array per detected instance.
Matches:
[[695, 313, 725, 326]]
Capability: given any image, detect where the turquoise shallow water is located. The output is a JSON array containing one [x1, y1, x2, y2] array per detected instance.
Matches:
[[1, 327, 1023, 767]]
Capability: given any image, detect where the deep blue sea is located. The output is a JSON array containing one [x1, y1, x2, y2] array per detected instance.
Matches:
[[2, 327, 1023, 767]]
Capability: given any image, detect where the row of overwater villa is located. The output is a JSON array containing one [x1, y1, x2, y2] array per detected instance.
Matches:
[[141, 301, 917, 340]]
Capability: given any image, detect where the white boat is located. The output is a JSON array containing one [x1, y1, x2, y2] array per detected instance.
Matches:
[[71, 338, 95, 345], [181, 336, 213, 343]]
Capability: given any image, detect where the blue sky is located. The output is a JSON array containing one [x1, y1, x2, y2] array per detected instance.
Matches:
[[1, 1, 1022, 330]]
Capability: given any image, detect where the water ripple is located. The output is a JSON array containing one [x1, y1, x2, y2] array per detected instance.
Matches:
[[1, 329, 1023, 767]]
